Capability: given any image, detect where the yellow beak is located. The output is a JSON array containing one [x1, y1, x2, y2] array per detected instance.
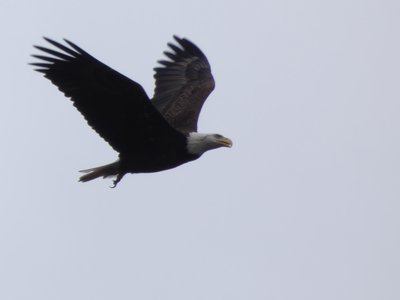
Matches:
[[219, 137, 233, 148]]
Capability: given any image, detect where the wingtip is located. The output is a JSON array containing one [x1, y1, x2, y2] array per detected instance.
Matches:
[[33, 45, 43, 51], [62, 38, 87, 55], [32, 68, 47, 74], [173, 35, 186, 44], [62, 38, 72, 44], [173, 34, 181, 40]]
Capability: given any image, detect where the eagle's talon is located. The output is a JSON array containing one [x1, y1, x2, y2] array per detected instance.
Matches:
[[110, 173, 124, 188]]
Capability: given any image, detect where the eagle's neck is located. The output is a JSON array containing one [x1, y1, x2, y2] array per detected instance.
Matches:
[[186, 132, 219, 155]]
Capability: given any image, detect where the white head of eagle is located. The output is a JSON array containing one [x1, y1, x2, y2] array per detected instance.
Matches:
[[187, 133, 232, 155], [31, 35, 232, 187]]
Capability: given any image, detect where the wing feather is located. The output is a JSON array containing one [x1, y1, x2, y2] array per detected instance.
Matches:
[[31, 38, 183, 155], [152, 36, 215, 133]]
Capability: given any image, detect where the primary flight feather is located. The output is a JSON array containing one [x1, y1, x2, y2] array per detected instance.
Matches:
[[31, 36, 232, 187]]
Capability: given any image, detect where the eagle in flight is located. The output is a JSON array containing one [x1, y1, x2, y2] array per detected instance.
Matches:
[[31, 36, 232, 187]]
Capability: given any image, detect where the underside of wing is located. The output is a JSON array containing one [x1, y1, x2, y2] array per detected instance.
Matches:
[[152, 36, 215, 133], [31, 38, 181, 154]]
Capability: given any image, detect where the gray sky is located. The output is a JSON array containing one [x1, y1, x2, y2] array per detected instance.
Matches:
[[1, 0, 399, 299]]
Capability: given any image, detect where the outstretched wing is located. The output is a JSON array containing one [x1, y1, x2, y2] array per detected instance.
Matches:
[[152, 36, 215, 133], [31, 38, 182, 155]]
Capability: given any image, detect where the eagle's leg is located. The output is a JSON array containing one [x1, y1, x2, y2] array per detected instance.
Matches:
[[110, 173, 125, 188]]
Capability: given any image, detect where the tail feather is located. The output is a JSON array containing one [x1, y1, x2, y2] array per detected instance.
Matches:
[[79, 161, 120, 183]]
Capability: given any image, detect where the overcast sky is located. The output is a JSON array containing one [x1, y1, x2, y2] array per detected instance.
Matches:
[[1, 0, 399, 299]]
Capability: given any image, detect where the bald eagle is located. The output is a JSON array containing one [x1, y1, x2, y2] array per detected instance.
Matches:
[[31, 36, 232, 187]]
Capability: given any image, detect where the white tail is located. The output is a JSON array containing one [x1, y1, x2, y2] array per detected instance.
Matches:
[[79, 161, 120, 183]]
